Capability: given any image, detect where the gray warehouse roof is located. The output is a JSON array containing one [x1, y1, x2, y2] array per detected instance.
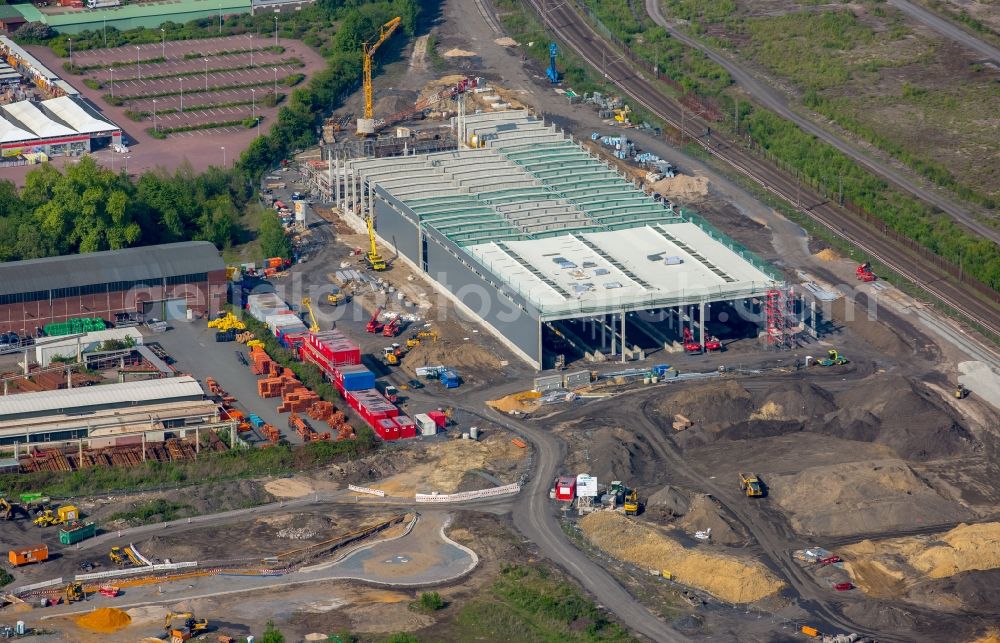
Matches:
[[0, 375, 205, 419], [0, 241, 224, 296]]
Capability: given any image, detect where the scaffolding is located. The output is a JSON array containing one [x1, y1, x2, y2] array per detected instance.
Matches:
[[765, 287, 795, 350]]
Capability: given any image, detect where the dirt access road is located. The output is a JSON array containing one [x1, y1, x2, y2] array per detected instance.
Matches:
[[644, 0, 1000, 246], [886, 0, 1000, 65]]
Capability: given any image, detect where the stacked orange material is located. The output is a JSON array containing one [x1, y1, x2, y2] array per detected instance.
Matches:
[[277, 388, 320, 413], [249, 346, 279, 376], [261, 423, 281, 443], [307, 401, 335, 421]]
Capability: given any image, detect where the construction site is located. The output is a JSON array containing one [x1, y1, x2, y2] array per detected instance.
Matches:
[[0, 0, 997, 641]]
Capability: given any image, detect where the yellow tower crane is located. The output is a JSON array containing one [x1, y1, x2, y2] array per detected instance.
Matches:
[[356, 16, 402, 136], [301, 297, 320, 332]]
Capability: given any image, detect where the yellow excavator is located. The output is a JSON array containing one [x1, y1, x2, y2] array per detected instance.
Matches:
[[0, 498, 29, 521], [165, 612, 209, 642], [64, 582, 84, 603], [301, 297, 320, 332], [357, 16, 401, 136], [326, 285, 351, 306], [624, 489, 640, 516]]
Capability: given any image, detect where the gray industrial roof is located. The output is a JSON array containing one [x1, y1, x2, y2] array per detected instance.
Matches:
[[0, 375, 204, 419], [0, 241, 224, 296]]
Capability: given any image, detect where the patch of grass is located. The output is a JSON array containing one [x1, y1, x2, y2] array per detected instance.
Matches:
[[108, 78, 277, 102], [125, 58, 302, 83], [146, 116, 262, 137], [83, 78, 103, 90], [454, 564, 636, 641], [411, 591, 446, 613], [109, 498, 192, 525], [281, 72, 305, 86], [426, 34, 444, 70], [0, 569, 13, 588]]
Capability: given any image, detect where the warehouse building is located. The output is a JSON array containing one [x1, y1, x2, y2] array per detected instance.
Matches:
[[338, 111, 782, 369], [0, 376, 219, 447], [6, 0, 250, 34], [0, 241, 227, 335]]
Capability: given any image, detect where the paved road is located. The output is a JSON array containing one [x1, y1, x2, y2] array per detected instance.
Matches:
[[526, 0, 1000, 348], [886, 0, 1000, 65], [644, 0, 1000, 246]]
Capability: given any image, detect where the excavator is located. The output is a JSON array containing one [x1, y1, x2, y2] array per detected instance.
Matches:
[[0, 498, 30, 521], [301, 297, 320, 332], [382, 316, 403, 337], [164, 612, 209, 642], [624, 488, 640, 516], [326, 285, 351, 306], [63, 582, 84, 603], [366, 307, 385, 334]]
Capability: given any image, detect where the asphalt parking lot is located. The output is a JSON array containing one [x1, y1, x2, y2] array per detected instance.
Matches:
[[149, 319, 307, 445]]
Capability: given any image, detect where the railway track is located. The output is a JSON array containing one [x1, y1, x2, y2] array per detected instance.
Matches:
[[524, 0, 1000, 352]]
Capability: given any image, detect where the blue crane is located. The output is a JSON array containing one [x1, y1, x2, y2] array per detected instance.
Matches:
[[546, 43, 560, 83]]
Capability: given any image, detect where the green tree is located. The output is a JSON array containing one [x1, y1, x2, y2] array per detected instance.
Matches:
[[260, 621, 285, 643], [257, 209, 291, 259]]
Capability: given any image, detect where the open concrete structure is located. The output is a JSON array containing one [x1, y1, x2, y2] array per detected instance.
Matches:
[[333, 111, 781, 369]]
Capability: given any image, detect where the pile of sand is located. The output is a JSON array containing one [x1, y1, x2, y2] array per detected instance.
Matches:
[[579, 512, 784, 603], [676, 494, 747, 546], [265, 476, 314, 498], [754, 381, 836, 422], [815, 248, 840, 261], [487, 391, 541, 414], [125, 606, 170, 625], [494, 37, 518, 46], [75, 607, 131, 633], [770, 459, 969, 537], [651, 174, 709, 201], [443, 48, 475, 58], [402, 339, 505, 379], [841, 523, 1000, 606]]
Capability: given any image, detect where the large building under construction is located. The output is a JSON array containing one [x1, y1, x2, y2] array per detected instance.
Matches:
[[334, 111, 784, 369]]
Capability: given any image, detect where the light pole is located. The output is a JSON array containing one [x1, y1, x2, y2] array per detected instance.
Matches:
[[249, 33, 253, 68], [218, 4, 222, 33], [251, 88, 255, 120], [109, 68, 113, 98], [274, 15, 278, 47], [273, 67, 277, 96], [204, 58, 209, 91], [103, 19, 107, 48], [136, 46, 141, 81], [153, 99, 159, 131], [68, 38, 72, 68], [221, 146, 226, 167], [179, 77, 183, 112], [124, 155, 130, 174], [160, 28, 165, 59]]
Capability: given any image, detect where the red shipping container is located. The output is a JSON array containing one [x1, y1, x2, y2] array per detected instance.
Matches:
[[376, 417, 401, 441], [396, 415, 417, 439], [427, 411, 448, 429]]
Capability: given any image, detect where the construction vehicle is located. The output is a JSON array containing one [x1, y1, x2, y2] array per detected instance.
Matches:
[[357, 16, 402, 136], [33, 505, 78, 527], [326, 285, 351, 305], [301, 297, 320, 332], [546, 43, 559, 83], [818, 349, 849, 367], [165, 612, 209, 642], [0, 498, 29, 521], [383, 384, 399, 403], [382, 347, 399, 366], [63, 582, 84, 603], [366, 307, 384, 334], [417, 329, 438, 342], [704, 336, 723, 352], [382, 316, 403, 337], [613, 104, 632, 124], [682, 327, 702, 354], [406, 333, 421, 348], [109, 545, 143, 567], [955, 384, 970, 399], [856, 262, 876, 282], [365, 214, 387, 271], [624, 489, 640, 516], [738, 472, 765, 498]]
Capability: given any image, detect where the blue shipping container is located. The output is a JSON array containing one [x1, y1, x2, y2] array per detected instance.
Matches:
[[341, 369, 376, 392]]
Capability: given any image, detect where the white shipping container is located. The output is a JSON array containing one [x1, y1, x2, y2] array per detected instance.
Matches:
[[265, 312, 301, 330], [415, 413, 437, 436]]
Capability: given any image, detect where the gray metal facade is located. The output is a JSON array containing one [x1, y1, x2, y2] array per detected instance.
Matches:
[[374, 193, 543, 368]]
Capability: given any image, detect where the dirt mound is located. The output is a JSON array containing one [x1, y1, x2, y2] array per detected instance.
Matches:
[[655, 380, 753, 430], [579, 511, 784, 603], [265, 476, 314, 498], [913, 522, 1000, 578], [828, 375, 975, 460], [442, 48, 475, 58], [651, 174, 709, 202], [565, 426, 658, 484], [930, 569, 1000, 612], [814, 248, 840, 261], [645, 485, 689, 520], [752, 381, 837, 421], [676, 494, 748, 546], [769, 459, 970, 537], [969, 627, 1000, 643], [401, 339, 505, 380], [75, 607, 131, 633]]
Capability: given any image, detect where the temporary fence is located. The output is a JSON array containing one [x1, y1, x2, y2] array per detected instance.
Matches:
[[73, 561, 197, 582], [348, 484, 386, 497], [415, 483, 520, 503], [10, 578, 63, 595]]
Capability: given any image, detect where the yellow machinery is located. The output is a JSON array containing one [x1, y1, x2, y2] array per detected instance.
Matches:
[[739, 473, 765, 498], [366, 215, 387, 271], [301, 297, 320, 332], [613, 105, 631, 124], [326, 285, 351, 305], [357, 16, 402, 135], [64, 582, 84, 603], [33, 505, 77, 527], [208, 312, 245, 332], [109, 546, 126, 566], [109, 545, 143, 567], [417, 329, 438, 341], [624, 489, 640, 516], [955, 384, 970, 399], [0, 498, 28, 521], [165, 612, 209, 642]]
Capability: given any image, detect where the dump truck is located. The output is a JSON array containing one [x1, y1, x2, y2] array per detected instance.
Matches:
[[738, 472, 765, 497], [9, 544, 48, 566]]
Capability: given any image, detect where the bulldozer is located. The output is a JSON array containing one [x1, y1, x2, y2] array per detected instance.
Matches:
[[63, 582, 84, 603], [165, 612, 209, 642], [623, 489, 641, 516], [739, 472, 766, 498]]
